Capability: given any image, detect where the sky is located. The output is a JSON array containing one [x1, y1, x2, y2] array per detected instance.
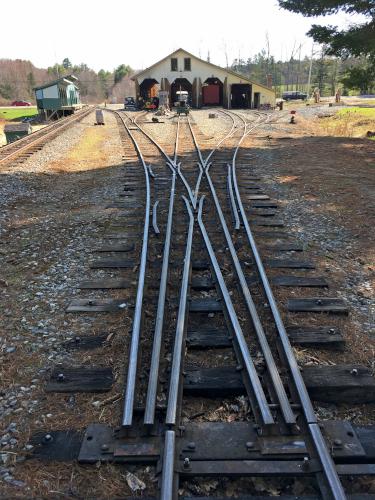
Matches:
[[0, 0, 363, 71]]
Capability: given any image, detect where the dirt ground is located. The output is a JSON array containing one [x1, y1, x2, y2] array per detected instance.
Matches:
[[0, 106, 374, 497]]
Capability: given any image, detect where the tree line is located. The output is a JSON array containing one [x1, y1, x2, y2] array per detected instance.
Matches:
[[231, 51, 372, 96], [0, 57, 135, 105]]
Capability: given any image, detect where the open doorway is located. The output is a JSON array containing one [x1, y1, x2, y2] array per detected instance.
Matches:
[[202, 77, 223, 106], [139, 79, 160, 100], [231, 83, 252, 108], [171, 78, 192, 106]]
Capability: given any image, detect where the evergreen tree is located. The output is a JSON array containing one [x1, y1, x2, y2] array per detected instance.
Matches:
[[62, 57, 72, 69], [341, 62, 375, 93], [98, 69, 112, 99], [278, 1, 375, 93], [27, 71, 36, 97], [278, 1, 375, 59], [114, 64, 132, 84]]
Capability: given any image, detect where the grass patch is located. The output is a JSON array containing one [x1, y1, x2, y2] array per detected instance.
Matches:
[[318, 106, 375, 138], [338, 107, 375, 118], [0, 107, 38, 120]]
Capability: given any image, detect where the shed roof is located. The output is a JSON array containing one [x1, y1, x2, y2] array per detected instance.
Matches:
[[133, 48, 274, 94], [4, 123, 32, 132], [34, 74, 79, 91]]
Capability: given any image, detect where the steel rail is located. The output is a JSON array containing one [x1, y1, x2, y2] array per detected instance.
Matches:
[[114, 109, 181, 426], [121, 112, 246, 220], [186, 108, 345, 497], [116, 111, 239, 428], [202, 163, 296, 424], [227, 163, 241, 230], [202, 110, 243, 166], [142, 113, 198, 426], [183, 113, 245, 210], [231, 110, 317, 424], [177, 162, 196, 208], [127, 111, 240, 205], [152, 200, 160, 235], [188, 111, 265, 175], [148, 164, 156, 178], [197, 196, 274, 425], [144, 172, 176, 425], [186, 113, 240, 196], [160, 430, 176, 500], [176, 113, 295, 424], [166, 196, 195, 425], [0, 106, 93, 165], [115, 110, 195, 428], [132, 112, 175, 168], [130, 114, 203, 206], [173, 116, 180, 165], [118, 109, 284, 428], [130, 113, 231, 206], [116, 112, 152, 428], [185, 113, 296, 423], [119, 107, 346, 497], [230, 111, 347, 499]]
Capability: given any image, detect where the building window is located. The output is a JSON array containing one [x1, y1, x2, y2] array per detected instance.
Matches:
[[171, 58, 178, 71], [184, 58, 191, 71]]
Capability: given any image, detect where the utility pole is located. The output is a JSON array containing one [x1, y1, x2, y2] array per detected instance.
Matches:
[[221, 39, 229, 69], [296, 43, 302, 91], [307, 43, 314, 95]]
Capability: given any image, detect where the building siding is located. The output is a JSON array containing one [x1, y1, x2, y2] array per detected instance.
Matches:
[[36, 98, 61, 110]]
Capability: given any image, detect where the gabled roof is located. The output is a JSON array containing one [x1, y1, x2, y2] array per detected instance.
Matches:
[[132, 48, 274, 93], [34, 74, 79, 91]]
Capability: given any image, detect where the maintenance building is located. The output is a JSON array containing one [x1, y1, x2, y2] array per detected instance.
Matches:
[[133, 48, 275, 109]]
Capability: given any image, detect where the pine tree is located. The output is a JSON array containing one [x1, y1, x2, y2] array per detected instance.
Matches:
[[278, 1, 375, 93], [278, 1, 375, 59], [62, 58, 72, 69], [114, 64, 132, 84], [27, 72, 36, 97]]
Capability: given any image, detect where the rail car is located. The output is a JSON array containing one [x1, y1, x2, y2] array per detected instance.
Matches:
[[34, 74, 82, 120], [175, 90, 190, 115]]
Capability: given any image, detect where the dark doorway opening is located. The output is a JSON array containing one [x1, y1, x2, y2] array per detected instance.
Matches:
[[254, 92, 260, 109], [140, 78, 160, 100], [231, 83, 252, 108], [202, 77, 223, 106], [171, 78, 192, 106]]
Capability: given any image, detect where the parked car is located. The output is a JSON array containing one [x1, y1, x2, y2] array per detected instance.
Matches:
[[281, 91, 308, 101], [11, 100, 32, 106], [124, 97, 137, 110]]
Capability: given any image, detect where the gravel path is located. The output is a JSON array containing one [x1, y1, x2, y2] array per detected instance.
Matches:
[[0, 110, 126, 493]]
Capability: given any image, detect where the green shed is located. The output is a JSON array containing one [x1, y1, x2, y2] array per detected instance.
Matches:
[[34, 75, 82, 119]]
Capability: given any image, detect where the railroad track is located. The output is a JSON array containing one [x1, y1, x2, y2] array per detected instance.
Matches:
[[30, 107, 375, 500], [0, 105, 94, 167]]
